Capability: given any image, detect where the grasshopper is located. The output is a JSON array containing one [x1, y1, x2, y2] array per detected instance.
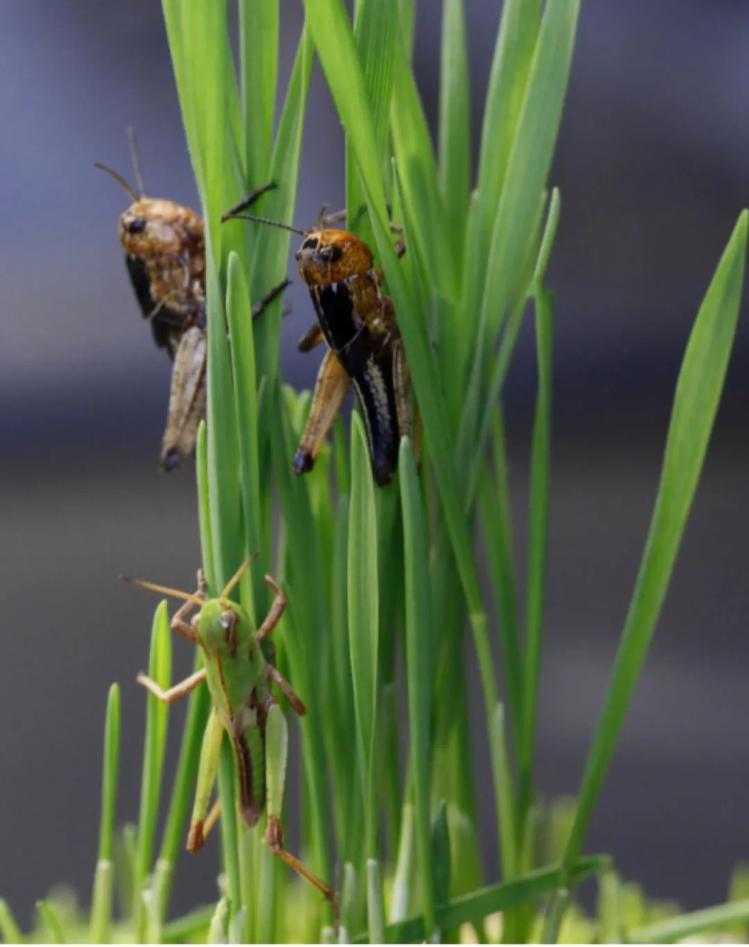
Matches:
[[97, 132, 287, 470], [222, 202, 412, 486], [125, 560, 336, 909]]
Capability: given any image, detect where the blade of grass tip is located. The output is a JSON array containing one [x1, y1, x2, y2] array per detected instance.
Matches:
[[479, 0, 579, 350], [597, 870, 623, 944], [399, 438, 437, 938], [195, 421, 217, 594], [0, 899, 24, 944], [439, 0, 470, 248], [561, 211, 748, 876], [239, 0, 279, 186], [133, 601, 172, 937], [348, 411, 380, 858], [226, 252, 261, 621], [208, 896, 230, 944], [478, 410, 523, 749], [90, 683, 121, 944], [346, 0, 398, 247], [36, 902, 65, 944], [366, 860, 386, 945], [631, 898, 749, 944], [518, 284, 554, 811], [355, 858, 609, 944]]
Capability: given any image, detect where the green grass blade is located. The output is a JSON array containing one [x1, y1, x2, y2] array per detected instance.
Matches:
[[90, 683, 121, 943], [346, 0, 398, 246], [439, 0, 470, 246], [390, 37, 457, 302], [399, 438, 437, 937], [302, 0, 388, 220], [563, 210, 748, 869], [478, 409, 522, 746], [226, 251, 261, 619], [36, 902, 65, 944], [519, 285, 554, 795], [366, 860, 386, 945], [155, 673, 211, 922], [354, 858, 608, 943], [631, 898, 749, 944], [348, 411, 380, 857], [480, 0, 579, 347], [239, 0, 279, 186], [133, 602, 172, 935], [476, 0, 541, 233], [195, 422, 216, 594], [0, 898, 24, 943], [248, 26, 313, 382]]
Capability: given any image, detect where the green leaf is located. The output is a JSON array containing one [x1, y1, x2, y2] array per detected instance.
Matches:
[[439, 0, 471, 246], [366, 860, 386, 945], [630, 899, 749, 944], [353, 858, 609, 943], [226, 252, 261, 621], [348, 412, 380, 856], [133, 602, 172, 932], [480, 0, 580, 347], [36, 902, 65, 944], [563, 210, 748, 868], [519, 285, 554, 788], [90, 683, 121, 943], [399, 438, 437, 936], [0, 898, 25, 944], [239, 0, 279, 185]]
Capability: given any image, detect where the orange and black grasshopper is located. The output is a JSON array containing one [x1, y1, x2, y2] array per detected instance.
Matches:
[[223, 202, 412, 486], [97, 135, 287, 470]]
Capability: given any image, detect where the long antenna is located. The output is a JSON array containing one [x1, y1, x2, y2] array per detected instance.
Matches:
[[220, 554, 259, 601], [221, 209, 306, 236], [127, 126, 146, 197], [120, 575, 204, 607], [94, 162, 140, 202]]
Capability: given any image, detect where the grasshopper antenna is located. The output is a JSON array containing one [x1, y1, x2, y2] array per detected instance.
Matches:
[[120, 575, 204, 607], [94, 162, 140, 202], [220, 553, 260, 602], [127, 126, 147, 197], [221, 209, 306, 236]]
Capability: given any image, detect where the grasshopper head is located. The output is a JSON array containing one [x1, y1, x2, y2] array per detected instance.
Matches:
[[196, 598, 251, 656], [295, 229, 373, 286], [118, 198, 203, 256]]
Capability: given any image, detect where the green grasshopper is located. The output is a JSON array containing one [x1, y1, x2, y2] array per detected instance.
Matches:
[[126, 560, 336, 909]]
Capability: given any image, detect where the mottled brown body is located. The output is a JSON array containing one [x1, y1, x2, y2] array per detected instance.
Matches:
[[118, 197, 206, 355], [295, 229, 410, 486]]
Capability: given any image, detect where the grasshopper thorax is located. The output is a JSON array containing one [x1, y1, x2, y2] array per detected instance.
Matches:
[[295, 229, 373, 287]]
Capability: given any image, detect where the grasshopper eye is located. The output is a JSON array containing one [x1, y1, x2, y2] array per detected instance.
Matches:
[[127, 218, 147, 234], [220, 610, 235, 630], [301, 236, 319, 251]]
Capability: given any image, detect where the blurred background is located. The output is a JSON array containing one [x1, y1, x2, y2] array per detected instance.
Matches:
[[2, 0, 748, 928]]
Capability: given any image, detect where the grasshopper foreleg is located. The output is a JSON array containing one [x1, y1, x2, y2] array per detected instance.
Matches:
[[136, 667, 206, 704], [265, 663, 306, 717]]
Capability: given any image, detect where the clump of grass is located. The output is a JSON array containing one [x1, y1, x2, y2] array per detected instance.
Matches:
[[3, 1, 748, 943]]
